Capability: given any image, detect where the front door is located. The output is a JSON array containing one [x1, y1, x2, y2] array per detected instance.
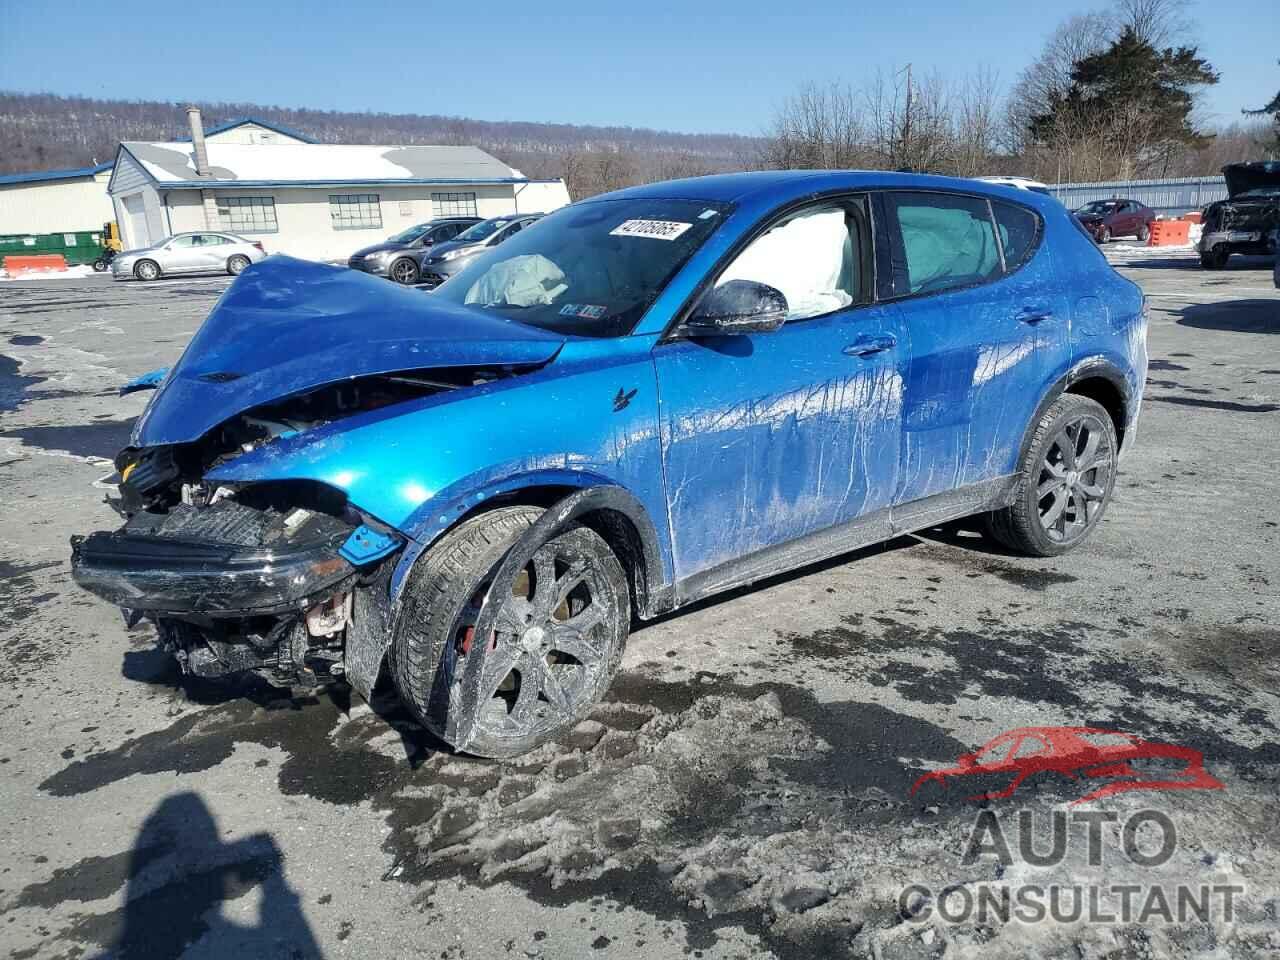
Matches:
[[653, 197, 905, 587]]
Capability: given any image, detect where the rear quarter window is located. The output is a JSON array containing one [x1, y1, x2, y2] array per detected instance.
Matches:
[[991, 201, 1041, 273]]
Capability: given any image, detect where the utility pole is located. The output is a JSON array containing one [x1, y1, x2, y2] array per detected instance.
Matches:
[[902, 62, 913, 170]]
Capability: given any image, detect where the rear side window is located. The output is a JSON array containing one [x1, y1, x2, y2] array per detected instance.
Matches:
[[881, 192, 1001, 297], [991, 201, 1040, 272]]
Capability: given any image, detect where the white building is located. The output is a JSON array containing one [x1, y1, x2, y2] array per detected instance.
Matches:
[[0, 162, 115, 235], [108, 110, 571, 261]]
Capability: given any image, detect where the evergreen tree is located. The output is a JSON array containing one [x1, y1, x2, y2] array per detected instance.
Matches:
[[1243, 61, 1280, 153]]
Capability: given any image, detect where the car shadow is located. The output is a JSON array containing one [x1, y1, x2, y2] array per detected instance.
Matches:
[[1116, 254, 1275, 272], [95, 792, 322, 959], [1176, 299, 1278, 334]]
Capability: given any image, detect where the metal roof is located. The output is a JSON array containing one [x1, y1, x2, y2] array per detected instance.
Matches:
[[115, 141, 535, 188], [0, 162, 113, 187], [174, 116, 319, 144]]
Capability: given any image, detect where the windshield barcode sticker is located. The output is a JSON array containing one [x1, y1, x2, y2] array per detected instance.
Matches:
[[610, 219, 694, 241]]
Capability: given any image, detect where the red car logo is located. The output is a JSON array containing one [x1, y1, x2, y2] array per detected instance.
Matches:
[[910, 726, 1225, 805]]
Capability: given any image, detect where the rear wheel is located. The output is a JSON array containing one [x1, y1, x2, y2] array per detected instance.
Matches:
[[985, 394, 1118, 557], [134, 259, 160, 281], [92, 258, 108, 272], [389, 258, 419, 284], [391, 506, 630, 758], [227, 254, 250, 276]]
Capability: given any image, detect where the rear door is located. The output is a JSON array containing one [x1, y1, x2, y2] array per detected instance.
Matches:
[[875, 191, 1065, 506]]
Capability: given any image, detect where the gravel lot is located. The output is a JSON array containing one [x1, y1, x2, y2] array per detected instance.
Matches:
[[1, 251, 1277, 960]]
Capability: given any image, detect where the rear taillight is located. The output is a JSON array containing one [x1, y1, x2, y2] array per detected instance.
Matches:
[[252, 242, 265, 253]]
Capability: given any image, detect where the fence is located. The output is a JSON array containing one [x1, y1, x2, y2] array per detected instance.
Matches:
[[1048, 176, 1226, 217]]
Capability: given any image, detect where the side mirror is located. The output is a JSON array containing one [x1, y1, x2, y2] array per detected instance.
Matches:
[[681, 280, 788, 337]]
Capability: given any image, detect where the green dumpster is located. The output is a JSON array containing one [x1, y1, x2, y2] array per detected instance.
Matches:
[[0, 230, 107, 267]]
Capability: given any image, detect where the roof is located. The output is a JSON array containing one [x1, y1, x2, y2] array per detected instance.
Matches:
[[175, 116, 319, 144], [0, 161, 113, 187], [593, 170, 1065, 210], [113, 141, 550, 189]]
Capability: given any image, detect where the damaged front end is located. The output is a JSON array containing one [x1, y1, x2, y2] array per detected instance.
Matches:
[[69, 256, 567, 691], [1200, 161, 1280, 264], [71, 424, 406, 689]]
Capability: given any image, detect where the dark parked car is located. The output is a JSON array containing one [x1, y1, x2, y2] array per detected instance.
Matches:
[[70, 172, 1147, 759], [1199, 161, 1280, 269], [347, 217, 481, 284], [418, 214, 543, 288], [1072, 198, 1156, 243]]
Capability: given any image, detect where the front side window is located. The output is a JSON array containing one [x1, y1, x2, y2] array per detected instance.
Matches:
[[882, 192, 1001, 297], [329, 194, 382, 230], [714, 200, 869, 322], [217, 196, 277, 234], [435, 198, 731, 338], [168, 235, 198, 248], [432, 191, 478, 217]]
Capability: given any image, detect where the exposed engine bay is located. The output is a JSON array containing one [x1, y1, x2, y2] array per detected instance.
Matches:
[[70, 367, 515, 691], [1199, 161, 1280, 266]]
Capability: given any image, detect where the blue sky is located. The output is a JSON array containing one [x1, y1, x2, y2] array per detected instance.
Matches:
[[0, 0, 1273, 135]]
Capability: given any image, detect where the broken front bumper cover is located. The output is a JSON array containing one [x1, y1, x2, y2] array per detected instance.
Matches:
[[70, 529, 360, 616]]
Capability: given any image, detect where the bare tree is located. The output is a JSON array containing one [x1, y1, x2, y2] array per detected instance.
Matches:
[[760, 82, 868, 169], [1116, 0, 1193, 47]]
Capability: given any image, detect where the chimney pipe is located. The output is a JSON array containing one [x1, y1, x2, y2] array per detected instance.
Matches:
[[186, 106, 210, 177]]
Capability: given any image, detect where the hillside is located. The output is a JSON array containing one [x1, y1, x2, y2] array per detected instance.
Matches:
[[0, 91, 765, 197]]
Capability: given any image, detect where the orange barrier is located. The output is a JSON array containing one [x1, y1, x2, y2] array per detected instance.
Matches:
[[1148, 220, 1190, 246], [1180, 211, 1203, 224], [4, 254, 68, 275]]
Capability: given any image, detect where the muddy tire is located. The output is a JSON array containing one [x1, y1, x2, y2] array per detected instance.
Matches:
[[227, 254, 250, 276], [985, 394, 1118, 558], [134, 259, 160, 281], [390, 506, 630, 759]]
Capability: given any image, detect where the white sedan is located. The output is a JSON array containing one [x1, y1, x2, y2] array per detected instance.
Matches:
[[112, 232, 267, 281]]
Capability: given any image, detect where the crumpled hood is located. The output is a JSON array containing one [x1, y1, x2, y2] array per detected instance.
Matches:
[[132, 256, 565, 446]]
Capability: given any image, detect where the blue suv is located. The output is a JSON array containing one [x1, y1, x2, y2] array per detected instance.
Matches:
[[71, 171, 1147, 758]]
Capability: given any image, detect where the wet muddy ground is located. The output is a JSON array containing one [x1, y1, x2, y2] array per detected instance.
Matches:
[[0, 257, 1277, 959]]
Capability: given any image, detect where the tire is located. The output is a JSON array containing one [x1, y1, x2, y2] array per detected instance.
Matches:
[[389, 258, 419, 285], [134, 259, 160, 281], [227, 254, 250, 276], [1200, 248, 1229, 270], [391, 505, 630, 758], [92, 258, 108, 273], [985, 394, 1118, 558], [1136, 223, 1149, 243], [1098, 226, 1110, 244]]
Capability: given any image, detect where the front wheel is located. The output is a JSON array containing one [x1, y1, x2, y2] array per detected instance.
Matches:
[[134, 259, 160, 281], [985, 394, 1118, 557], [389, 258, 419, 285], [1136, 223, 1150, 243], [1098, 226, 1111, 244], [227, 254, 250, 276], [390, 506, 630, 758], [1200, 248, 1229, 269], [92, 258, 108, 272]]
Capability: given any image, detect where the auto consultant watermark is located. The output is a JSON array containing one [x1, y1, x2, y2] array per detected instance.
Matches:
[[899, 808, 1244, 925], [899, 727, 1240, 927]]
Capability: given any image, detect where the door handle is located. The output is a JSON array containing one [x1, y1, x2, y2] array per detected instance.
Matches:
[[843, 334, 897, 357], [1016, 307, 1054, 325]]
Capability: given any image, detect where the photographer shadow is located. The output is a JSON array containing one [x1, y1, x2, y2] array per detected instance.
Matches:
[[102, 792, 321, 959]]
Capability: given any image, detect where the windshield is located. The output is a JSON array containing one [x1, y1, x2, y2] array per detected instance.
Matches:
[[456, 219, 511, 243], [435, 198, 732, 338], [387, 224, 431, 243], [1075, 201, 1119, 215]]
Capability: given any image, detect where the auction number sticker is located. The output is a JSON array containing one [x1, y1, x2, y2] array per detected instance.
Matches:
[[610, 219, 693, 241]]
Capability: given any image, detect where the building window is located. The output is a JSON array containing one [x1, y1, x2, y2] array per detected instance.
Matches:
[[330, 194, 382, 230], [217, 196, 278, 233], [431, 192, 478, 217]]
